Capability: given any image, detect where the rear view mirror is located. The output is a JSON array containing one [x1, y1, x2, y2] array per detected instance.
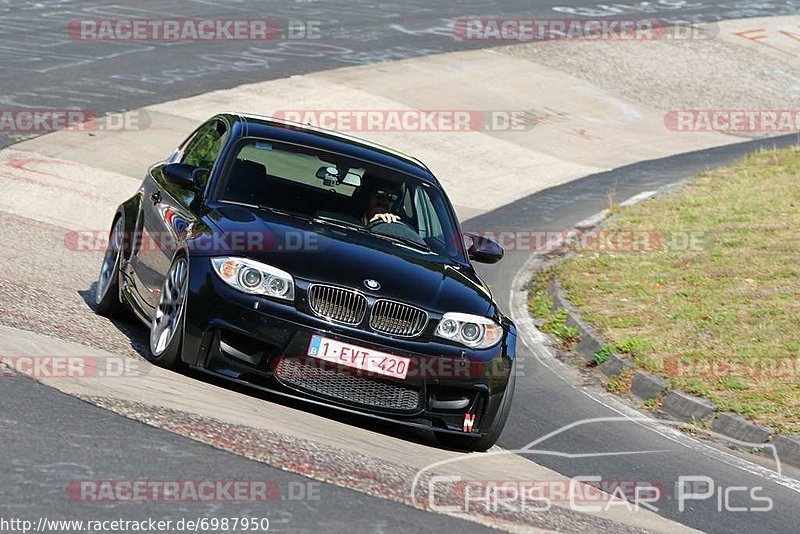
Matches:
[[464, 232, 504, 264], [315, 166, 340, 186]]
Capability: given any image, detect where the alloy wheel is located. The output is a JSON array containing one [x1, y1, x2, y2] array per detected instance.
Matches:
[[150, 257, 188, 356]]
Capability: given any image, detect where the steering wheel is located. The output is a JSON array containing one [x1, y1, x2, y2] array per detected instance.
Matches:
[[366, 219, 427, 246], [366, 218, 411, 231]]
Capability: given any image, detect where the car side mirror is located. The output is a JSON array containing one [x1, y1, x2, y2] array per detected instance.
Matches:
[[465, 232, 504, 264], [163, 163, 207, 191]]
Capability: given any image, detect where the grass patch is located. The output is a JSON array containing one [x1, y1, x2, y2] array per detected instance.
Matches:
[[552, 147, 800, 433], [594, 345, 614, 365], [527, 279, 553, 318], [642, 397, 660, 409], [681, 419, 712, 435], [606, 369, 634, 394], [542, 309, 580, 344], [528, 273, 581, 345]]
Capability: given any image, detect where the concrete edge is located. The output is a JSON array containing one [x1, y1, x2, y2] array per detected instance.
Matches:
[[771, 435, 800, 469], [661, 391, 717, 423], [631, 370, 667, 400], [711, 412, 772, 446], [599, 353, 634, 378]]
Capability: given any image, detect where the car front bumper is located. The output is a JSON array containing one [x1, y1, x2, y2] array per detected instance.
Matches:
[[181, 256, 516, 438]]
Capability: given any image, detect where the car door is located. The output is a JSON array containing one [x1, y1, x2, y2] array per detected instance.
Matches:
[[131, 119, 228, 311]]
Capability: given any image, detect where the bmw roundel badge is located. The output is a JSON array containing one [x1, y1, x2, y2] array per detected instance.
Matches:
[[364, 279, 381, 290]]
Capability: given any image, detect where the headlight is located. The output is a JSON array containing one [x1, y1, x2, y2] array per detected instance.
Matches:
[[434, 312, 502, 349], [211, 257, 294, 301]]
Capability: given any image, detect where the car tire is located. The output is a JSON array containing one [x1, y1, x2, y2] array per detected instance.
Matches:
[[95, 216, 126, 318], [148, 255, 189, 369], [436, 359, 516, 452]]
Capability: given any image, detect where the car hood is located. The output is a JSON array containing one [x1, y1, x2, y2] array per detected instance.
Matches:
[[196, 204, 494, 316]]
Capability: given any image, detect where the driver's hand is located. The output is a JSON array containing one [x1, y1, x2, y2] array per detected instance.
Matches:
[[370, 213, 400, 224]]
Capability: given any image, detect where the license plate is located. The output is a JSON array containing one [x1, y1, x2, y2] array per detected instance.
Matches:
[[307, 335, 410, 380]]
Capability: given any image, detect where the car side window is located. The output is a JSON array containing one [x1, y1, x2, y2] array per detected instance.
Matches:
[[181, 120, 227, 187]]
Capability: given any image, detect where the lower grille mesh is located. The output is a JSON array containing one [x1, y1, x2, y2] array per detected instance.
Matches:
[[274, 358, 420, 412]]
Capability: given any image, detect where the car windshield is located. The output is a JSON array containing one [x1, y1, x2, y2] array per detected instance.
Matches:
[[217, 139, 466, 261]]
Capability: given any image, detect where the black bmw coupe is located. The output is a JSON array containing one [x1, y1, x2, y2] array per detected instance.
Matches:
[[95, 113, 516, 451]]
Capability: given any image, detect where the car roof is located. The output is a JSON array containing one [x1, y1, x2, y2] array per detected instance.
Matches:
[[223, 112, 440, 185]]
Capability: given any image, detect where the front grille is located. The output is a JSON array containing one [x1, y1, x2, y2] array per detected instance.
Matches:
[[369, 299, 428, 337], [307, 284, 367, 325], [274, 358, 421, 412]]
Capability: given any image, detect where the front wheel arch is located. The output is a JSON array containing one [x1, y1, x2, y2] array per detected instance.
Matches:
[[118, 194, 142, 262]]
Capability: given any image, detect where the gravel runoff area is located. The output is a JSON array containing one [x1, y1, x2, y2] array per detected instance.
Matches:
[[0, 211, 149, 361]]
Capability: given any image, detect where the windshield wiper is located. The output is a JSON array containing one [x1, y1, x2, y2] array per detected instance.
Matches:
[[258, 205, 311, 220], [313, 216, 432, 252], [370, 233, 432, 252], [219, 200, 313, 221], [312, 215, 369, 233]]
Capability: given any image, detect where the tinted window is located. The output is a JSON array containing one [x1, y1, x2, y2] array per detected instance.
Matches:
[[182, 120, 227, 186], [236, 141, 363, 198], [218, 139, 465, 262]]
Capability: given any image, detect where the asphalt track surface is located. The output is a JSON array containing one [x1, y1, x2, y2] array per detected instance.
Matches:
[[3, 0, 800, 150], [0, 376, 495, 533], [2, 0, 800, 532], [469, 133, 800, 534]]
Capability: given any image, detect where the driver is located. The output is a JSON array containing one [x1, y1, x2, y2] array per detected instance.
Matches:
[[360, 182, 401, 225]]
